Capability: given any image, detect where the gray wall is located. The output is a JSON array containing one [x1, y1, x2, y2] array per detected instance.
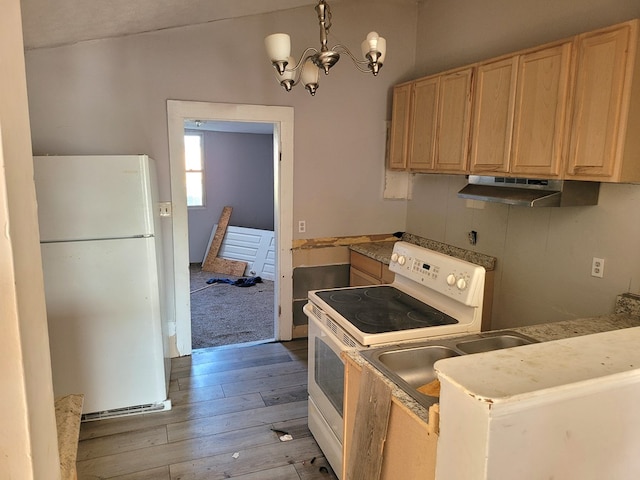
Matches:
[[408, 0, 640, 329], [187, 130, 274, 262]]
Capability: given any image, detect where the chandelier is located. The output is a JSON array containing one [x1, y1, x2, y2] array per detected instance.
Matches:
[[264, 0, 387, 96]]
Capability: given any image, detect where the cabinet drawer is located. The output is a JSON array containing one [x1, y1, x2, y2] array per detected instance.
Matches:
[[350, 251, 383, 279]]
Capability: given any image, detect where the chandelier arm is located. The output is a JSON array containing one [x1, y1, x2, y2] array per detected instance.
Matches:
[[332, 44, 373, 73], [285, 47, 320, 73]]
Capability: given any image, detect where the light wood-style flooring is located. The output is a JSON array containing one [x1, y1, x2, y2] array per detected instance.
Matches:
[[76, 339, 338, 479]]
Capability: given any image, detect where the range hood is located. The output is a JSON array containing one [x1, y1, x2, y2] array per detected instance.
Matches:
[[458, 176, 600, 207]]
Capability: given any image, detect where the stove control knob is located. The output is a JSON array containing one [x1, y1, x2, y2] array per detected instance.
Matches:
[[397, 255, 406, 266], [446, 274, 457, 286], [391, 253, 399, 263], [456, 277, 467, 290]]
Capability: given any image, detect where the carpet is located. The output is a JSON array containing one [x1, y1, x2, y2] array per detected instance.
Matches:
[[190, 264, 275, 349]]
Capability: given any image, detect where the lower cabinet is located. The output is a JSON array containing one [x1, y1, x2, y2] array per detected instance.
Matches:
[[349, 251, 394, 286], [342, 355, 439, 480]]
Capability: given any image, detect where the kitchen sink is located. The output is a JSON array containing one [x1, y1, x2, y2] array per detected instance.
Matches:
[[374, 346, 460, 389], [362, 331, 538, 409], [455, 334, 534, 354]]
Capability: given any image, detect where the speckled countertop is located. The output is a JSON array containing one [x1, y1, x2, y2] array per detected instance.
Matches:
[[349, 233, 497, 271], [55, 394, 84, 480], [349, 240, 397, 263], [348, 293, 640, 424]]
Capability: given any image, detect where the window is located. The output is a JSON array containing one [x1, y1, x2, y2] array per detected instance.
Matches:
[[184, 133, 204, 207]]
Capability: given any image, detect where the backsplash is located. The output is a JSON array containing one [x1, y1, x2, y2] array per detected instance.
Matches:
[[615, 293, 640, 316]]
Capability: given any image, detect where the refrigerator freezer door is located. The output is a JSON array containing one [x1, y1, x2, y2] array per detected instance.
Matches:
[[34, 155, 155, 242], [42, 237, 167, 414]]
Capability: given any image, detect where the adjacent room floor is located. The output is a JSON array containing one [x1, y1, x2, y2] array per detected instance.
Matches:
[[190, 263, 275, 349], [75, 339, 337, 479]]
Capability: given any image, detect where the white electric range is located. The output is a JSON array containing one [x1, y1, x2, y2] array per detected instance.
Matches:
[[304, 241, 486, 477]]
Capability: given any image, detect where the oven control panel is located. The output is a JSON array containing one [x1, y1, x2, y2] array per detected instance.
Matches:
[[389, 241, 485, 306]]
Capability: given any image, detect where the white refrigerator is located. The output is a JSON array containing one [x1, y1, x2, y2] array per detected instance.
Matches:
[[34, 155, 171, 417]]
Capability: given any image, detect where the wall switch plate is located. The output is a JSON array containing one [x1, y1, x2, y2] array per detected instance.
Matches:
[[591, 257, 604, 278]]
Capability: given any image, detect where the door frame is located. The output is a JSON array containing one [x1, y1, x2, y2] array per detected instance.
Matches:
[[167, 100, 294, 356]]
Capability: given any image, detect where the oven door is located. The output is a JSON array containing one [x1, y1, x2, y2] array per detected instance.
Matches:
[[306, 303, 349, 467], [307, 303, 346, 440]]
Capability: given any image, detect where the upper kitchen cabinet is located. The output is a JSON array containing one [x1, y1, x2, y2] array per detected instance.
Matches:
[[388, 83, 412, 170], [470, 42, 572, 178], [566, 19, 640, 182], [431, 67, 474, 173], [406, 75, 439, 171], [390, 18, 640, 182], [510, 42, 572, 177], [388, 67, 473, 173], [469, 57, 518, 174]]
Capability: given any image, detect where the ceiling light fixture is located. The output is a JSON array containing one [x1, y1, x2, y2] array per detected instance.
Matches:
[[264, 0, 387, 96]]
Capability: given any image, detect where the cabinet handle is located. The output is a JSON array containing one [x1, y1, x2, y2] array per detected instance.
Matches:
[[474, 165, 501, 172]]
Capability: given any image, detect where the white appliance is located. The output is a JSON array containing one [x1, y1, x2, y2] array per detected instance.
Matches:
[[34, 155, 171, 418], [305, 241, 486, 477]]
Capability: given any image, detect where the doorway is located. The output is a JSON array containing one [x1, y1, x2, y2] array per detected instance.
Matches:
[[186, 122, 275, 349], [167, 101, 294, 357]]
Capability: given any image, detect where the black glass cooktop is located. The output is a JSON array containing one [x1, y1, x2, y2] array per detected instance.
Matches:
[[314, 285, 458, 334]]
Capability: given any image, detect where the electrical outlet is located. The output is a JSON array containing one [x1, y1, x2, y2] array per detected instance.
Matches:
[[591, 257, 604, 278], [298, 220, 306, 233], [159, 202, 172, 217]]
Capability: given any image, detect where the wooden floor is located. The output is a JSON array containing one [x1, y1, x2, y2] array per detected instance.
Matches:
[[76, 339, 339, 480]]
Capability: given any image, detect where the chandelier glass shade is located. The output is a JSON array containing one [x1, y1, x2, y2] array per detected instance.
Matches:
[[264, 0, 387, 96]]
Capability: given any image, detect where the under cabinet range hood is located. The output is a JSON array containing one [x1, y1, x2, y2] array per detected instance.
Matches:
[[458, 176, 600, 207]]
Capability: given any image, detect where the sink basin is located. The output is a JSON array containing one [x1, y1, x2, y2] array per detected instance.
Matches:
[[456, 334, 535, 354], [362, 331, 538, 409], [375, 345, 460, 389]]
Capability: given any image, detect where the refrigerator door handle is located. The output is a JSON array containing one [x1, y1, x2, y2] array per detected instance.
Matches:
[[41, 234, 155, 244]]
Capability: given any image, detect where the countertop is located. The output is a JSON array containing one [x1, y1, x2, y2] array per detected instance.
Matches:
[[349, 233, 497, 271], [347, 293, 640, 423], [55, 394, 84, 480], [437, 325, 640, 402]]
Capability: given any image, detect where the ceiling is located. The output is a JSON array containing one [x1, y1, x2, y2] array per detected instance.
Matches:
[[20, 0, 319, 49]]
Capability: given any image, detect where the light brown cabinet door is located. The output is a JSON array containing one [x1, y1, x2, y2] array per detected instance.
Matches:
[[566, 23, 634, 180], [408, 76, 439, 171], [470, 57, 518, 174], [343, 357, 438, 480], [349, 268, 381, 287], [349, 251, 394, 286], [510, 42, 572, 177], [388, 83, 412, 170], [434, 67, 474, 173]]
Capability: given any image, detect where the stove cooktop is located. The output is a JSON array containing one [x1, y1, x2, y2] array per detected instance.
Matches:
[[314, 285, 458, 334]]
